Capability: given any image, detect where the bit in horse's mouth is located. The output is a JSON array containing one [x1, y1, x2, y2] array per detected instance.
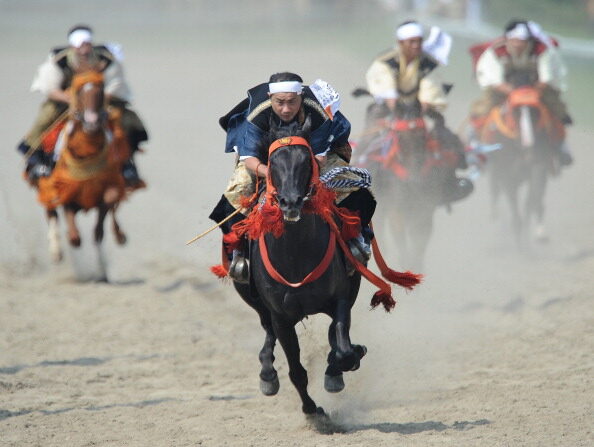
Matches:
[[284, 214, 301, 223]]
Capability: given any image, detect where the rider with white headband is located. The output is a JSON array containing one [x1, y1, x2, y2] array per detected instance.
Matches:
[[360, 20, 471, 205], [210, 72, 377, 282], [18, 24, 149, 186], [470, 18, 572, 165]]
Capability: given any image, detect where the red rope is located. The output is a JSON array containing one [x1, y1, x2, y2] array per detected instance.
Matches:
[[258, 230, 336, 287]]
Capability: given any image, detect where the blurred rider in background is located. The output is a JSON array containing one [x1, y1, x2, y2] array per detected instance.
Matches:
[[17, 24, 148, 187]]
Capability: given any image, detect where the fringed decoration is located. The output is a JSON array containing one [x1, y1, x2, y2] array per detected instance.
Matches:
[[210, 264, 228, 278], [370, 223, 423, 290], [371, 290, 396, 312]]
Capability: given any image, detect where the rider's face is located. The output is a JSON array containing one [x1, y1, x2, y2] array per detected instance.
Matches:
[[506, 38, 529, 57], [399, 37, 423, 61], [74, 41, 93, 59], [270, 92, 303, 123]]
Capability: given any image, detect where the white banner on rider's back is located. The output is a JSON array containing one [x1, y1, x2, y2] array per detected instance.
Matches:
[[310, 79, 341, 120], [422, 27, 452, 66]]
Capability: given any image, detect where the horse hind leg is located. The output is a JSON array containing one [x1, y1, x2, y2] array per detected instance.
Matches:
[[47, 209, 63, 263], [95, 187, 120, 244], [111, 205, 127, 245], [271, 316, 320, 415]]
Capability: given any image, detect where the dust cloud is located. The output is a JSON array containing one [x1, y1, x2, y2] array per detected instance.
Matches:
[[1, 2, 592, 446]]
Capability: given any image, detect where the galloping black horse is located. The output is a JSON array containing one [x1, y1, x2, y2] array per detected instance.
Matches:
[[358, 99, 458, 270], [483, 73, 562, 244], [233, 117, 366, 416]]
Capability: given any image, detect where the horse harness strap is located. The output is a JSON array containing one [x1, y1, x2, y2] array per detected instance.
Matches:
[[258, 231, 336, 288], [392, 117, 425, 132]]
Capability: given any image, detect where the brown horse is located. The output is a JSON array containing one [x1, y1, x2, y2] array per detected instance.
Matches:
[[37, 71, 130, 262]]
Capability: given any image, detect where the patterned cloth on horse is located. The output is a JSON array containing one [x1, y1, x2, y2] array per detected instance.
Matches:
[[37, 114, 130, 211]]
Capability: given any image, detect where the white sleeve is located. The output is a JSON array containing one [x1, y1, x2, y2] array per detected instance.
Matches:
[[30, 55, 64, 95], [365, 60, 397, 100], [419, 74, 448, 111], [103, 60, 133, 102], [538, 47, 567, 92], [476, 47, 504, 89]]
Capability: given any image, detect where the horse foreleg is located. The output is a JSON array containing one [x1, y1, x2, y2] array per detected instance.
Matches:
[[111, 204, 127, 245], [504, 183, 523, 248], [95, 187, 119, 244], [271, 315, 319, 415], [47, 209, 63, 262], [64, 205, 81, 247], [526, 167, 549, 242]]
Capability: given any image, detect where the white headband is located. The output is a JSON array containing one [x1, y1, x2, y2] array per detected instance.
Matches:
[[268, 81, 303, 94], [68, 29, 93, 48], [505, 23, 530, 40], [395, 22, 423, 41]]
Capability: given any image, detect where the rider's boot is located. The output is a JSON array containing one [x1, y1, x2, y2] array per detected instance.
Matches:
[[347, 226, 373, 274], [24, 150, 53, 184], [122, 157, 146, 189], [441, 174, 474, 205], [228, 248, 249, 284], [558, 141, 573, 167]]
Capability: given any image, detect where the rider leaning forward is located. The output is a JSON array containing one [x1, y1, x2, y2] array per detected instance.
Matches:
[[210, 72, 377, 283], [364, 20, 472, 204], [17, 24, 148, 186], [469, 19, 573, 166]]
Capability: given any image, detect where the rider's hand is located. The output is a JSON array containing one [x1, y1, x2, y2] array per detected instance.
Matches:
[[315, 154, 327, 167]]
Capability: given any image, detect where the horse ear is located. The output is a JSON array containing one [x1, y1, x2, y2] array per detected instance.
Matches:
[[302, 113, 312, 135]]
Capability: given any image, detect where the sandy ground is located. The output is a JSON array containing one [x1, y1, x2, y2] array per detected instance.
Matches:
[[1, 2, 593, 446]]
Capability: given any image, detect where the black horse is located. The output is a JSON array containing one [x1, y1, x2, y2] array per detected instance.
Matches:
[[232, 117, 367, 415], [356, 99, 465, 270], [483, 74, 562, 245]]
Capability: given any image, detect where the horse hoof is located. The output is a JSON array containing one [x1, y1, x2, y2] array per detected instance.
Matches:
[[354, 344, 367, 359], [324, 374, 345, 393], [534, 225, 549, 243], [51, 250, 63, 263], [69, 236, 81, 248], [259, 376, 279, 396], [115, 233, 127, 245]]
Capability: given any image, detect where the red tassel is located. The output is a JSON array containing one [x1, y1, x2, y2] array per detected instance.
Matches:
[[222, 232, 241, 253], [210, 264, 228, 278], [381, 269, 423, 290], [370, 290, 396, 312]]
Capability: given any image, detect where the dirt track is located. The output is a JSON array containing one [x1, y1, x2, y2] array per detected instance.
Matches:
[[1, 2, 593, 446]]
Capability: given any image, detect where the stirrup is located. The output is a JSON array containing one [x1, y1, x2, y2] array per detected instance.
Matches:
[[229, 250, 249, 283]]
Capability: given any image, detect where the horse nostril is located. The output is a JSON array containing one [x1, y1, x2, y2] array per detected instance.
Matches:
[[279, 198, 287, 208], [295, 197, 303, 207]]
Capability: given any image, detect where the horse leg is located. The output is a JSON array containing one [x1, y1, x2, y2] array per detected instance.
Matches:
[[95, 187, 119, 244], [526, 166, 549, 242], [324, 298, 367, 393], [408, 208, 434, 272], [46, 209, 63, 262], [64, 205, 81, 247], [271, 315, 319, 415], [111, 204, 127, 245], [233, 283, 279, 395], [504, 182, 523, 248]]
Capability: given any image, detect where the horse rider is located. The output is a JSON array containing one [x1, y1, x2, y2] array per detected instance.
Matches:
[[469, 19, 573, 166], [364, 20, 472, 204], [17, 24, 148, 187], [210, 71, 377, 283]]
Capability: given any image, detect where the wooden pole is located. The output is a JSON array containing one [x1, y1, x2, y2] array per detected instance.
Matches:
[[186, 207, 242, 245]]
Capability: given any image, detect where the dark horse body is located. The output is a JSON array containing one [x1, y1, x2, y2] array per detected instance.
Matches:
[[233, 120, 366, 415], [357, 100, 454, 270], [482, 79, 561, 244]]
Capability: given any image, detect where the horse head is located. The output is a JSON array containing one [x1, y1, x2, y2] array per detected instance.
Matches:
[[392, 99, 428, 177], [266, 115, 313, 222], [70, 71, 106, 134]]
